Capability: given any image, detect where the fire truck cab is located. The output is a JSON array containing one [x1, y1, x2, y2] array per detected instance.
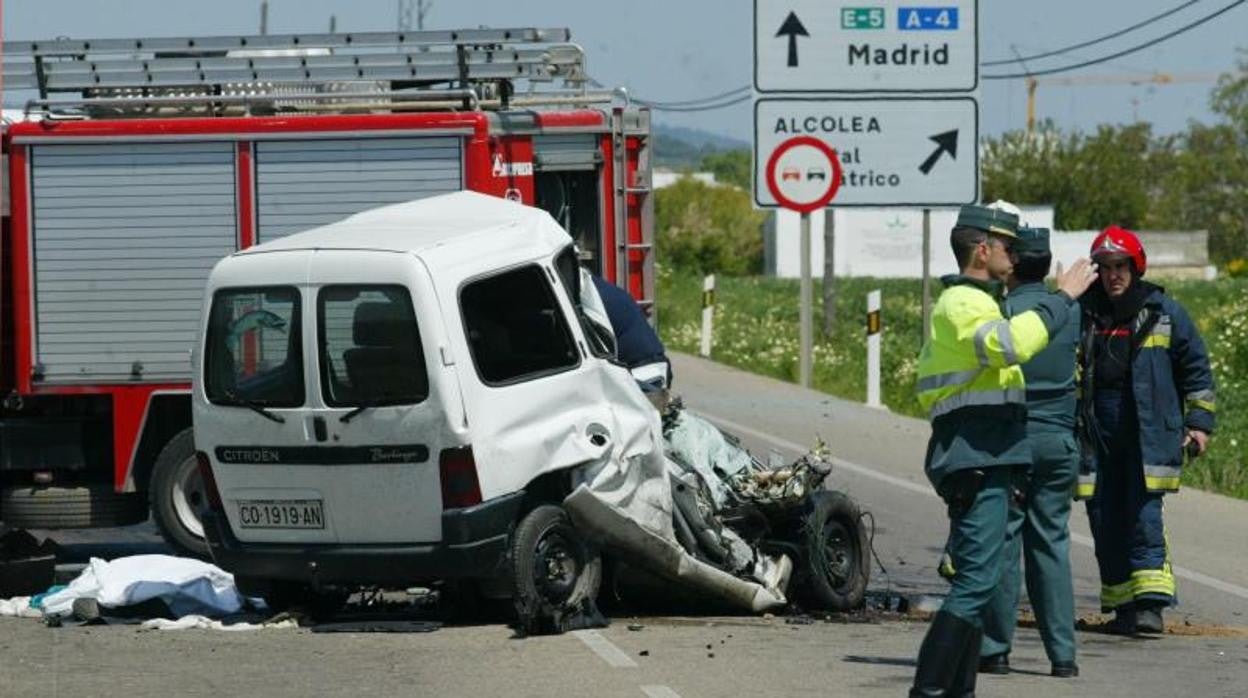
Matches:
[[0, 28, 654, 556]]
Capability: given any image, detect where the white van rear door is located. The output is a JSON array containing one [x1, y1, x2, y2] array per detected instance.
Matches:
[[209, 252, 452, 545]]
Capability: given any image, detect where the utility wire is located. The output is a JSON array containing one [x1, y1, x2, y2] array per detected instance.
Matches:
[[634, 85, 750, 108], [982, 0, 1245, 79], [981, 0, 1203, 66], [637, 93, 752, 112]]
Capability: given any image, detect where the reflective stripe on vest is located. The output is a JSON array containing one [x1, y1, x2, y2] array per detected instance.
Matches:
[[973, 319, 1019, 367], [928, 387, 1026, 420], [916, 368, 982, 393], [1075, 472, 1096, 499], [1131, 567, 1176, 598], [1185, 388, 1216, 413], [1100, 580, 1135, 610], [1144, 464, 1181, 492], [1140, 317, 1171, 349]]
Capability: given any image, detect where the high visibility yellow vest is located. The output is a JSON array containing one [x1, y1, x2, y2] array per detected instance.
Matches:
[[917, 282, 1053, 420]]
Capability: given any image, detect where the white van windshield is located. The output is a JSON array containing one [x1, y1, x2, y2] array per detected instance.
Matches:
[[317, 285, 429, 407], [204, 286, 303, 407]]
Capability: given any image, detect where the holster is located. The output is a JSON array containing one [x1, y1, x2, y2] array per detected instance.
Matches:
[[938, 469, 986, 519]]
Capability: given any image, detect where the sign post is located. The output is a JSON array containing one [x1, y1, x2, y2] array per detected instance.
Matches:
[[764, 136, 843, 387]]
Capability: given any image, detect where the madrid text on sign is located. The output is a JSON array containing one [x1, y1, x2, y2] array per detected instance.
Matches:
[[754, 1, 977, 93]]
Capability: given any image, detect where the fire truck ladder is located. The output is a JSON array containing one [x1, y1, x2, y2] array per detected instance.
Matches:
[[2, 28, 607, 116], [611, 107, 656, 321]]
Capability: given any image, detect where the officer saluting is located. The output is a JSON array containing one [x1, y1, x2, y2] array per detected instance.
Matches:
[[910, 205, 1097, 697]]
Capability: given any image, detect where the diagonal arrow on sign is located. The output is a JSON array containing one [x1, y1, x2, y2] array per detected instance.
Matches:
[[775, 11, 809, 68], [918, 129, 959, 175]]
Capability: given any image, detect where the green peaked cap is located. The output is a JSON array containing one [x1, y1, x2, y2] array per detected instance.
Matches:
[[1014, 226, 1051, 256], [956, 204, 1019, 238]]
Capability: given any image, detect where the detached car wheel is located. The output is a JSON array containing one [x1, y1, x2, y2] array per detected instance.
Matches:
[[797, 491, 869, 612], [150, 428, 210, 558], [510, 504, 601, 634], [0, 483, 146, 528]]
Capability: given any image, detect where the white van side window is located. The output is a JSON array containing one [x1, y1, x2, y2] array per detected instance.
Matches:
[[460, 265, 580, 385]]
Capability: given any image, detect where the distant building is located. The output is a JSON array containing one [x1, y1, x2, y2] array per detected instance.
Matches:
[[763, 206, 1213, 279], [653, 169, 720, 190]]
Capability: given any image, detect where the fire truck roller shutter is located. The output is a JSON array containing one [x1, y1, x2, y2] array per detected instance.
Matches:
[[30, 141, 237, 383], [254, 137, 463, 243]]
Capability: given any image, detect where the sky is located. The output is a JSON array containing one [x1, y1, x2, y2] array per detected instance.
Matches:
[[3, 0, 1245, 142]]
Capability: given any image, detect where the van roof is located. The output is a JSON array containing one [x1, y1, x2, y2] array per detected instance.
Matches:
[[239, 190, 572, 258]]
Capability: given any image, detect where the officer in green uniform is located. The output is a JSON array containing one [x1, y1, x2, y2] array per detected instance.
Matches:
[[911, 207, 1097, 697], [978, 227, 1081, 679]]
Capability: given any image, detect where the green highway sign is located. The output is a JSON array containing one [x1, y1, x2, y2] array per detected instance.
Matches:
[[841, 8, 885, 30]]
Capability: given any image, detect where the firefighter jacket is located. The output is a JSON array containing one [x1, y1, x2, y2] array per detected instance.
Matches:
[[918, 275, 1077, 488], [1076, 283, 1216, 497]]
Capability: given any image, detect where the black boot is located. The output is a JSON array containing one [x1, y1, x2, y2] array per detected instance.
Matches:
[[1108, 602, 1137, 636], [1136, 602, 1165, 634], [911, 611, 978, 697], [951, 624, 983, 697]]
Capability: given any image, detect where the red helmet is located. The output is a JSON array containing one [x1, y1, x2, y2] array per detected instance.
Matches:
[[1090, 225, 1147, 276]]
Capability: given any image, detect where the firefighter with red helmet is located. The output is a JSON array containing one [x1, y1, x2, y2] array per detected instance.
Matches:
[[1077, 225, 1216, 635]]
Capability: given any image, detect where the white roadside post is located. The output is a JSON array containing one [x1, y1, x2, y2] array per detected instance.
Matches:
[[799, 213, 812, 387], [866, 289, 883, 408], [700, 274, 715, 357]]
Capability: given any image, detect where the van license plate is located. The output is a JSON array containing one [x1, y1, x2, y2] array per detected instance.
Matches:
[[236, 499, 325, 529]]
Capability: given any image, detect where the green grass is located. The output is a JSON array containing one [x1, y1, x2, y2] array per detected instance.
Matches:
[[657, 266, 1248, 500]]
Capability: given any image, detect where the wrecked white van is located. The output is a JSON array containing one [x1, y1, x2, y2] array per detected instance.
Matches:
[[192, 192, 868, 631]]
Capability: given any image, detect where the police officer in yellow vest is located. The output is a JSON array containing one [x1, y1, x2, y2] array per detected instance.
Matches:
[[910, 205, 1097, 698]]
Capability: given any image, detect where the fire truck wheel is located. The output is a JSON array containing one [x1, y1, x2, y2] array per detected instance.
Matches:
[[0, 484, 146, 528], [510, 505, 602, 635], [795, 491, 870, 612], [150, 428, 210, 558]]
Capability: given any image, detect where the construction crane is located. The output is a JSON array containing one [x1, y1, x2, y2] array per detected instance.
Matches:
[[1025, 72, 1222, 132]]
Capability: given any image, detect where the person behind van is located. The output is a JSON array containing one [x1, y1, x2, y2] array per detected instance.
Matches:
[[586, 274, 671, 392]]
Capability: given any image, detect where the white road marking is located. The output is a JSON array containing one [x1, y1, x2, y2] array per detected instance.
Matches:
[[641, 686, 683, 698], [573, 629, 638, 668], [700, 411, 1248, 603]]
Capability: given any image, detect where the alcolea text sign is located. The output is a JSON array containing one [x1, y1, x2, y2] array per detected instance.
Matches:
[[754, 97, 978, 208], [754, 0, 978, 93]]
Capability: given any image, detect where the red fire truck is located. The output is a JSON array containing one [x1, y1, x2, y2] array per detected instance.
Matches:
[[0, 28, 654, 556]]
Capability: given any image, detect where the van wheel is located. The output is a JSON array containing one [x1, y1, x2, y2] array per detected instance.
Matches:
[[150, 428, 209, 559], [796, 491, 870, 612], [510, 505, 602, 635], [0, 483, 146, 528]]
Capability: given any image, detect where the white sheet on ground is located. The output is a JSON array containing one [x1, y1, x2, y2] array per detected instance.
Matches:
[[0, 596, 43, 618], [40, 555, 244, 619], [140, 615, 298, 631]]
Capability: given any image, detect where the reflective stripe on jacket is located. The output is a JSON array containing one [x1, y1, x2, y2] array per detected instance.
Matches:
[[918, 275, 1076, 487], [1077, 286, 1216, 497]]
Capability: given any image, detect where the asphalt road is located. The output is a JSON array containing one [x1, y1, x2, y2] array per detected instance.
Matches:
[[3, 352, 1246, 697]]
